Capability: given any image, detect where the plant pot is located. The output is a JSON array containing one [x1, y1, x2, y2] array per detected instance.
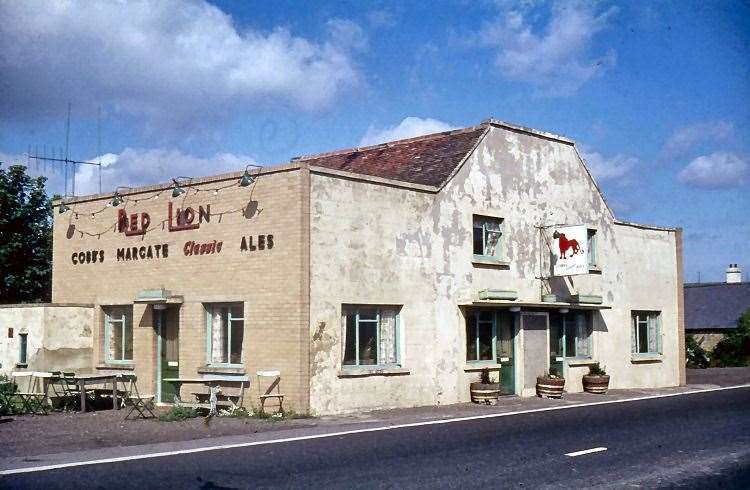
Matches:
[[536, 376, 565, 399], [541, 293, 557, 303], [582, 374, 610, 394], [470, 382, 501, 405]]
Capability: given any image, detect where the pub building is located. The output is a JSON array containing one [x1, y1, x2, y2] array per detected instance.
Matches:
[[41, 119, 683, 415]]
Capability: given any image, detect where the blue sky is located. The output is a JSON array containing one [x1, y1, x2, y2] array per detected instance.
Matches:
[[0, 0, 748, 282]]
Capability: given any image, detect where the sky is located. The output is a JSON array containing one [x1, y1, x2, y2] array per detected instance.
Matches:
[[0, 0, 748, 282]]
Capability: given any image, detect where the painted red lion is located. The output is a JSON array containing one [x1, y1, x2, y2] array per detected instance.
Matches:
[[553, 231, 581, 259]]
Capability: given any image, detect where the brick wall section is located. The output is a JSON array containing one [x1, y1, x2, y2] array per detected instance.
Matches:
[[52, 166, 310, 413]]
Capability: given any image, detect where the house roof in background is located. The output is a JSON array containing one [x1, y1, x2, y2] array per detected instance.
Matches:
[[684, 282, 750, 330], [299, 125, 487, 187]]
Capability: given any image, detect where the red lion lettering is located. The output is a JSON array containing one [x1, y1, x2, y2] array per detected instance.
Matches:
[[553, 231, 581, 259]]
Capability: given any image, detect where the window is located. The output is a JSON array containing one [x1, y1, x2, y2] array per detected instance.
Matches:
[[587, 229, 597, 268], [343, 306, 400, 367], [104, 306, 133, 363], [473, 215, 504, 260], [206, 303, 244, 366], [632, 311, 661, 355], [18, 333, 28, 365], [466, 310, 496, 362], [551, 311, 592, 358]]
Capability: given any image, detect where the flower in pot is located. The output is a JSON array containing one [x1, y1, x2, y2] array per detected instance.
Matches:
[[470, 368, 501, 405], [536, 367, 565, 399], [582, 363, 610, 394]]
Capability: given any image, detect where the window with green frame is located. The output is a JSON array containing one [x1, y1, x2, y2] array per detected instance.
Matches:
[[466, 310, 496, 362], [342, 306, 400, 367], [587, 229, 598, 268], [472, 215, 504, 260], [632, 311, 661, 355], [206, 303, 244, 366], [550, 311, 592, 358], [104, 306, 133, 363]]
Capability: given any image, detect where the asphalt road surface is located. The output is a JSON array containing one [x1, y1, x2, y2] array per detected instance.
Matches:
[[3, 387, 749, 489]]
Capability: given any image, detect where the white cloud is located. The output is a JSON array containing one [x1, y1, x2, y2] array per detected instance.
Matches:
[[660, 121, 734, 160], [579, 146, 638, 185], [0, 1, 363, 132], [472, 1, 617, 96], [678, 152, 748, 189], [359, 117, 456, 146]]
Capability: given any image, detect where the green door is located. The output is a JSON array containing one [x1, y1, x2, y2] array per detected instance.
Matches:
[[497, 310, 515, 395], [549, 312, 564, 377], [157, 308, 179, 403]]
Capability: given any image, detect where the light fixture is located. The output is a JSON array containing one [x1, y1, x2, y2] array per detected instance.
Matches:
[[110, 191, 124, 207], [58, 202, 70, 214], [213, 189, 219, 196], [239, 169, 255, 187], [558, 308, 569, 314], [172, 179, 185, 197], [509, 306, 521, 313]]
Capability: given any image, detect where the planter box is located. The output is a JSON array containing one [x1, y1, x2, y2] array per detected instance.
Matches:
[[571, 294, 603, 304], [478, 289, 518, 301], [541, 293, 557, 303], [536, 376, 565, 399], [470, 382, 502, 405], [582, 374, 610, 394]]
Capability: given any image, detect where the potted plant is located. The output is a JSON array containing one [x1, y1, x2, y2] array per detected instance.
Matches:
[[536, 367, 565, 399], [470, 368, 501, 405], [582, 363, 610, 394]]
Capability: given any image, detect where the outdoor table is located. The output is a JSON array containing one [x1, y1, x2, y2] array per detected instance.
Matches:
[[163, 376, 249, 413], [74, 373, 135, 412]]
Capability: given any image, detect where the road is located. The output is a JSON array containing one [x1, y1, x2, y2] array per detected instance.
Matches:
[[3, 387, 749, 489]]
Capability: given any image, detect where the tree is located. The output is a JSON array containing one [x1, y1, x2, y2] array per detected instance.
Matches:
[[710, 308, 750, 367], [0, 164, 52, 303]]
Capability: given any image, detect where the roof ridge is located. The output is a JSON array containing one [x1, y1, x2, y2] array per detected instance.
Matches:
[[294, 123, 487, 162]]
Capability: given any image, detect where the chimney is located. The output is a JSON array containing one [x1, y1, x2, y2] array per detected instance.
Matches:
[[726, 264, 741, 284]]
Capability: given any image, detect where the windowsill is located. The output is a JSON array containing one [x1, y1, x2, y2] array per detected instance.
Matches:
[[338, 366, 410, 378], [631, 354, 663, 364], [472, 255, 510, 269], [588, 266, 602, 274], [198, 365, 246, 375], [566, 358, 597, 367], [464, 363, 503, 372], [96, 363, 134, 371]]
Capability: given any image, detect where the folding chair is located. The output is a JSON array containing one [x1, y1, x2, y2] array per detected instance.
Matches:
[[48, 371, 81, 411], [123, 376, 155, 420], [10, 372, 48, 415], [256, 370, 284, 414]]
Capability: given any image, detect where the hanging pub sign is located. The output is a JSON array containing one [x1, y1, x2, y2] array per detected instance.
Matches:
[[552, 225, 588, 276]]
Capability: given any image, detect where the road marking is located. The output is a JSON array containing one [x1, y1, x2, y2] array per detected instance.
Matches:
[[565, 447, 607, 457], [2, 383, 748, 476]]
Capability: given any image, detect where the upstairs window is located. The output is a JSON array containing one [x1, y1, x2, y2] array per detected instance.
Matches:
[[343, 306, 400, 367], [473, 215, 504, 260], [632, 311, 662, 355], [587, 229, 598, 268], [104, 306, 133, 363], [206, 303, 244, 366]]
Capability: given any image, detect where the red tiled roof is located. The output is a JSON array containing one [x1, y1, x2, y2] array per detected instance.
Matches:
[[299, 125, 487, 187]]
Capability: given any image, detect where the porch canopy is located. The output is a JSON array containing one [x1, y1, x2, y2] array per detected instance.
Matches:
[[459, 299, 611, 311], [133, 288, 184, 306]]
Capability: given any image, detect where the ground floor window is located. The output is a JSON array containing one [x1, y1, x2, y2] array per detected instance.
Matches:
[[104, 306, 133, 363], [18, 333, 28, 365], [550, 311, 592, 358], [342, 306, 400, 367], [206, 303, 244, 366], [632, 311, 661, 354], [466, 310, 496, 362]]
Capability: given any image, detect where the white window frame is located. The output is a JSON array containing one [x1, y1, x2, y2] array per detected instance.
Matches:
[[205, 303, 245, 368], [466, 310, 497, 363], [473, 215, 505, 260], [342, 306, 401, 368], [104, 307, 133, 364], [632, 311, 662, 355]]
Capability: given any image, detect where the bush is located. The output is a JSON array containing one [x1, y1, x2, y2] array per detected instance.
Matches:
[[158, 405, 200, 422], [710, 308, 750, 368], [588, 363, 607, 376], [686, 335, 710, 369]]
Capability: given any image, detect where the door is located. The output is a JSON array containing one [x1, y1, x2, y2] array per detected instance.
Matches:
[[548, 312, 564, 377], [496, 310, 515, 395], [521, 312, 549, 393], [156, 307, 179, 403]]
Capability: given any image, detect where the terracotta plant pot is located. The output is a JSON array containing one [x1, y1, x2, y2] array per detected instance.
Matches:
[[470, 382, 501, 405], [536, 376, 565, 399], [582, 374, 610, 394]]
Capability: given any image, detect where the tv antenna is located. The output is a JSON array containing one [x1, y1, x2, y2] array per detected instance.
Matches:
[[26, 102, 104, 197]]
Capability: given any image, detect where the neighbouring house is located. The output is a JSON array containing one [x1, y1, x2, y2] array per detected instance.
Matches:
[[6, 118, 684, 415], [0, 304, 93, 374], [684, 264, 750, 351]]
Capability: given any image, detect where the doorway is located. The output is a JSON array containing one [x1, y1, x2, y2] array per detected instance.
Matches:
[[155, 306, 179, 403], [521, 312, 549, 393]]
